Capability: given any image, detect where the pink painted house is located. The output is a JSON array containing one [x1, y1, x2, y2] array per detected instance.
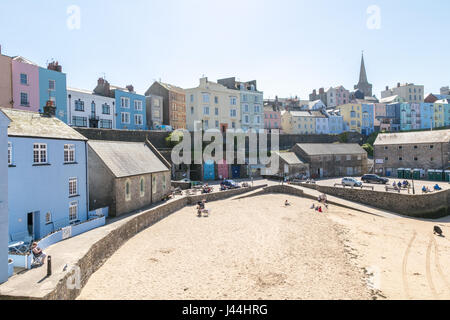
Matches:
[[264, 105, 281, 131], [12, 56, 40, 112]]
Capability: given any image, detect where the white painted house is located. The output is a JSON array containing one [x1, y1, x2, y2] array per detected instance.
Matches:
[[67, 88, 116, 129], [0, 110, 10, 283]]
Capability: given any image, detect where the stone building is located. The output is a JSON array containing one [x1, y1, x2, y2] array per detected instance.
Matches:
[[146, 81, 186, 130], [373, 130, 450, 178], [273, 151, 310, 179], [292, 143, 368, 178], [88, 140, 171, 217]]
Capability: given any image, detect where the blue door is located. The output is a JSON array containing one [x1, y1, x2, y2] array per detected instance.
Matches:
[[203, 161, 215, 181], [231, 165, 240, 179]]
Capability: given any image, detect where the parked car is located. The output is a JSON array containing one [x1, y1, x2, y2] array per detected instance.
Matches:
[[220, 179, 241, 190], [361, 174, 389, 184], [341, 177, 362, 187]]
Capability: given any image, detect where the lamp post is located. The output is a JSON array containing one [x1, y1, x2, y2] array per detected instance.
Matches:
[[410, 169, 415, 195]]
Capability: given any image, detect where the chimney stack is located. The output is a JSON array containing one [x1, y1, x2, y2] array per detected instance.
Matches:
[[386, 86, 389, 91], [126, 85, 134, 93], [47, 61, 62, 72], [397, 82, 400, 88], [42, 100, 56, 117]]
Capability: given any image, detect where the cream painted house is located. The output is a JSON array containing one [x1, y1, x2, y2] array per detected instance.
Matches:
[[185, 77, 240, 132], [281, 110, 318, 134], [381, 83, 424, 104]]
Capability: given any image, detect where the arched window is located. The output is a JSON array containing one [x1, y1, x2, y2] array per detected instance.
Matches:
[[125, 180, 131, 201], [140, 177, 145, 197]]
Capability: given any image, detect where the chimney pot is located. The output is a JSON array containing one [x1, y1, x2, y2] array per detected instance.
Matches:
[[397, 82, 400, 88]]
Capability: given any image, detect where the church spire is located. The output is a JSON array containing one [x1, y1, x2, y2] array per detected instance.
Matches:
[[359, 51, 368, 84], [355, 51, 372, 97]]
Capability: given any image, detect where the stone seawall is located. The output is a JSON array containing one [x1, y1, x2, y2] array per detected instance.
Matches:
[[38, 185, 267, 300], [290, 182, 450, 219]]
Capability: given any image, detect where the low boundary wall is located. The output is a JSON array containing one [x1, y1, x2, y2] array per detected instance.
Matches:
[[290, 182, 450, 219], [19, 185, 266, 300]]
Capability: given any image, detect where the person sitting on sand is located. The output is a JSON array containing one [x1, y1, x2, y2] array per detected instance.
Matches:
[[310, 203, 315, 209], [318, 206, 323, 213], [422, 186, 427, 193], [397, 181, 402, 189], [434, 184, 442, 191], [285, 200, 291, 206]]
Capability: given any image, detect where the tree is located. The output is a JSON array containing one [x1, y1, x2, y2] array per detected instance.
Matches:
[[165, 130, 184, 148]]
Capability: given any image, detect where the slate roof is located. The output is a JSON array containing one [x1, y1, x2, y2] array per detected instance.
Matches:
[[374, 130, 450, 146], [1, 108, 87, 141], [88, 140, 169, 178], [295, 143, 366, 155], [275, 152, 305, 165], [157, 82, 185, 95]]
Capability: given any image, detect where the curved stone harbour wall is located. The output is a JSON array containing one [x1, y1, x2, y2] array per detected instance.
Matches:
[[41, 185, 267, 300], [291, 182, 450, 219]]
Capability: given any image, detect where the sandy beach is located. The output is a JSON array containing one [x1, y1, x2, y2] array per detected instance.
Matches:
[[78, 193, 450, 300]]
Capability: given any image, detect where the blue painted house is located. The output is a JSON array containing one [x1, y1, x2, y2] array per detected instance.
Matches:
[[39, 62, 68, 124], [93, 79, 146, 130], [0, 110, 10, 283], [361, 104, 375, 135], [113, 87, 147, 130], [420, 103, 434, 129], [326, 109, 344, 134], [3, 107, 89, 243]]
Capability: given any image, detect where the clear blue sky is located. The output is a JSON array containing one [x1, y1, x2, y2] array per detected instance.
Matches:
[[1, 0, 448, 99]]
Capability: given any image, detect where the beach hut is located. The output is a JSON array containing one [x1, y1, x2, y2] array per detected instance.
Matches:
[[404, 168, 411, 179], [445, 170, 450, 182], [427, 169, 435, 181], [435, 170, 444, 182], [413, 169, 421, 180], [203, 160, 215, 181], [397, 168, 405, 179]]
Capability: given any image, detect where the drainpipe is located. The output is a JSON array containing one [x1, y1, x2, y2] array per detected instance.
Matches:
[[85, 141, 89, 220], [68, 94, 72, 125]]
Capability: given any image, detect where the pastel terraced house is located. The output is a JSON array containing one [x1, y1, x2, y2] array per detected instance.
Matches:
[[217, 77, 264, 132], [4, 107, 89, 244], [434, 100, 448, 128], [12, 56, 40, 112], [39, 61, 67, 123], [0, 110, 10, 283], [337, 103, 362, 133], [263, 105, 281, 131], [0, 48, 13, 109], [67, 87, 116, 129], [185, 77, 240, 132], [94, 78, 147, 130]]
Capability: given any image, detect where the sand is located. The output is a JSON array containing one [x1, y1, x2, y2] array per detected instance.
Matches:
[[78, 193, 450, 300], [78, 194, 372, 300]]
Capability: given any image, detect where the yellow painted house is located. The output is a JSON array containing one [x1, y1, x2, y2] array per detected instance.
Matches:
[[337, 103, 362, 133], [281, 110, 318, 134], [433, 101, 445, 128]]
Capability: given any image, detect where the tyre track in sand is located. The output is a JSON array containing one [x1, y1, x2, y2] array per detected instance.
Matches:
[[426, 236, 439, 299], [402, 231, 416, 300], [432, 236, 450, 293]]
